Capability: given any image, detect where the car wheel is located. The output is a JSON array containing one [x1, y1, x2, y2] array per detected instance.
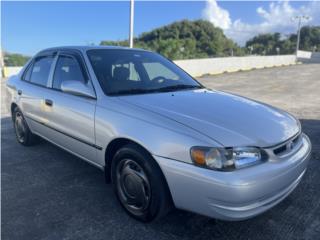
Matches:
[[111, 143, 172, 222], [13, 107, 39, 146]]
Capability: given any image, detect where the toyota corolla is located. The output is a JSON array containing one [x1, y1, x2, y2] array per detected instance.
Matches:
[[6, 46, 311, 222]]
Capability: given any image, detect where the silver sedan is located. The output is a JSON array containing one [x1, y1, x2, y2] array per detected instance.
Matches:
[[6, 46, 311, 222]]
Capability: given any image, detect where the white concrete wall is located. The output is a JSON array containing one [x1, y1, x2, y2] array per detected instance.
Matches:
[[174, 55, 297, 77], [297, 50, 312, 59], [297, 50, 320, 63], [3, 67, 22, 78], [3, 54, 300, 78]]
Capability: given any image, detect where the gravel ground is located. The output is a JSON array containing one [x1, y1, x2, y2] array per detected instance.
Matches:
[[1, 64, 320, 240]]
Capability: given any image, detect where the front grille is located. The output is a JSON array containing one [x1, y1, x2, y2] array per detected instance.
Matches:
[[273, 145, 287, 155], [273, 134, 301, 156]]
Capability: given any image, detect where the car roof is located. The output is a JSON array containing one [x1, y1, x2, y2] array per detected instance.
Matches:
[[37, 45, 150, 56]]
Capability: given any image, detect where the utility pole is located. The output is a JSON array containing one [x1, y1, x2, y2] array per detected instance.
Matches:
[[292, 15, 310, 59], [129, 0, 134, 48]]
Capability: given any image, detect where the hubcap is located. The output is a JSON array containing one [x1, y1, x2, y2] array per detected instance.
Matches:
[[15, 112, 26, 143], [116, 159, 151, 215]]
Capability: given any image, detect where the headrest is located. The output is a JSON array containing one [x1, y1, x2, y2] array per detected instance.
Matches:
[[113, 67, 129, 82]]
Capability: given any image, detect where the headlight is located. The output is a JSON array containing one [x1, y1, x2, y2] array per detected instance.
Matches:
[[190, 146, 265, 171]]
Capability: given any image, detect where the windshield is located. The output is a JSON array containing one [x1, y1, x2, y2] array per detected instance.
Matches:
[[87, 49, 202, 95]]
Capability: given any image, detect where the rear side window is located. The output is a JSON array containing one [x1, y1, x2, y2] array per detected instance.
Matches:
[[22, 64, 33, 81], [52, 55, 86, 90], [29, 56, 54, 87]]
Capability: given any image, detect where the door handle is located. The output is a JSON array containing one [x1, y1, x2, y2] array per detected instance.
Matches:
[[17, 90, 22, 95], [45, 99, 53, 106]]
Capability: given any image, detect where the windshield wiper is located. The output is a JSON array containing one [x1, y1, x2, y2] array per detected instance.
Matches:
[[108, 85, 203, 96], [108, 88, 157, 96], [156, 84, 203, 92]]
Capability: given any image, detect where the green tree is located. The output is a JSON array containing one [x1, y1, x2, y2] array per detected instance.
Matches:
[[299, 26, 320, 51], [246, 33, 283, 55], [4, 53, 30, 66], [245, 26, 320, 55], [100, 20, 242, 60]]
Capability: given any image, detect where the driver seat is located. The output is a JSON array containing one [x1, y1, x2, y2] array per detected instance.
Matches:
[[112, 66, 130, 90]]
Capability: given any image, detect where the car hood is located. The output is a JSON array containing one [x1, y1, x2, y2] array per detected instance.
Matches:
[[119, 89, 300, 147]]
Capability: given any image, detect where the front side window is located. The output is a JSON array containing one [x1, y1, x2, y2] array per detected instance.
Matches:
[[87, 49, 202, 95], [29, 56, 54, 86], [52, 55, 86, 90]]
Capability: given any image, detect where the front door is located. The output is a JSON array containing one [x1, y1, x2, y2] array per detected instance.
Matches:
[[43, 52, 99, 166]]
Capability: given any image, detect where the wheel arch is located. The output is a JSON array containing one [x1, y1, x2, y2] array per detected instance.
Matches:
[[11, 102, 19, 118], [105, 138, 156, 181], [104, 137, 174, 209], [104, 138, 167, 188], [104, 138, 131, 182]]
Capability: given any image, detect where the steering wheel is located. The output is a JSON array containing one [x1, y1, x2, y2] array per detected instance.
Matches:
[[151, 76, 168, 84]]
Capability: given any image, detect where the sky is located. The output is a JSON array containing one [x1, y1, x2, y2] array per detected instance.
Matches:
[[2, 1, 320, 56]]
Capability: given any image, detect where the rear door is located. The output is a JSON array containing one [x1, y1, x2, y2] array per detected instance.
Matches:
[[43, 51, 99, 166], [18, 53, 56, 136]]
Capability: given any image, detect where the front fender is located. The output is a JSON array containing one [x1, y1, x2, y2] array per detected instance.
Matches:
[[95, 98, 221, 166]]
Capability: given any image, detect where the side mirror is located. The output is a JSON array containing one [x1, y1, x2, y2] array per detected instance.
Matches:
[[61, 80, 96, 99]]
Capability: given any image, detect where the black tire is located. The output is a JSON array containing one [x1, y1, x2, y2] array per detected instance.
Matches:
[[111, 143, 172, 222], [12, 106, 39, 146]]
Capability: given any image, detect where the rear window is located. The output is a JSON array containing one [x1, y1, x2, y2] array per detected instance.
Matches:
[[29, 56, 54, 87], [22, 63, 33, 81]]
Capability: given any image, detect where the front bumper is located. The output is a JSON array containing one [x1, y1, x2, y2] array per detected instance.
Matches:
[[155, 134, 311, 221]]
